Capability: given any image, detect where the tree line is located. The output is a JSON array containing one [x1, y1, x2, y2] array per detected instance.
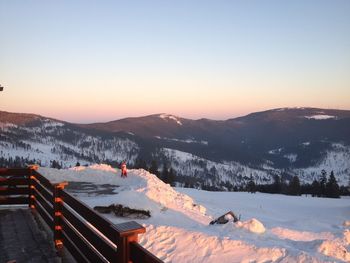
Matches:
[[133, 158, 176, 186], [246, 169, 347, 198]]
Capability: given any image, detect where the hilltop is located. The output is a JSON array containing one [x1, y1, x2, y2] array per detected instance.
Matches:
[[1, 107, 350, 189]]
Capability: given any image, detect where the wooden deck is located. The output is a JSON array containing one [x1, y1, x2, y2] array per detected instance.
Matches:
[[0, 167, 163, 263], [0, 208, 61, 263]]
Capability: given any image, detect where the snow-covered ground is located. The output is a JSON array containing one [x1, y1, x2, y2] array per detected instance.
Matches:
[[38, 165, 350, 262]]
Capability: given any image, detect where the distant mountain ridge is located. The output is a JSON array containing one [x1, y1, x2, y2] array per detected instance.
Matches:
[[1, 107, 349, 188]]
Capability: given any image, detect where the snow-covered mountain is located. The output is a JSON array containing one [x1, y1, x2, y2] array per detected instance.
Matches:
[[1, 108, 349, 187], [0, 111, 139, 167]]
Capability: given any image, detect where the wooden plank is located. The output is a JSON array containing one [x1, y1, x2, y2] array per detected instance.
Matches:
[[62, 232, 89, 263], [0, 187, 29, 196], [32, 178, 53, 205], [33, 187, 53, 216], [130, 242, 164, 263], [34, 199, 54, 229], [61, 190, 118, 244], [0, 177, 29, 186], [62, 219, 107, 263], [32, 170, 54, 191], [62, 205, 117, 262], [0, 196, 28, 205], [0, 168, 29, 176]]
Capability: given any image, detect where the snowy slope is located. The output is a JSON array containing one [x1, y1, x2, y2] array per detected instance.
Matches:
[[296, 143, 350, 186], [161, 146, 350, 187], [2, 108, 350, 189], [160, 148, 278, 187], [0, 119, 139, 167], [38, 165, 350, 262]]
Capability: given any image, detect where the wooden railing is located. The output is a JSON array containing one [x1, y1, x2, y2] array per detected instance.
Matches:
[[0, 167, 163, 263]]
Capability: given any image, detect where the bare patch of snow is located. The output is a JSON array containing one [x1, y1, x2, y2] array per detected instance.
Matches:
[[42, 119, 64, 128], [159, 114, 183, 126], [305, 115, 336, 120], [0, 122, 18, 130], [268, 148, 283, 155], [284, 154, 297, 163], [155, 136, 208, 145]]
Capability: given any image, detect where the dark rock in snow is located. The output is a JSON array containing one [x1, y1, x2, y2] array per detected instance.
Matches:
[[210, 211, 240, 225], [94, 204, 151, 219]]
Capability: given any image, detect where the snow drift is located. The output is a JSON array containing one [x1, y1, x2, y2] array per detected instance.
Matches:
[[38, 165, 350, 263]]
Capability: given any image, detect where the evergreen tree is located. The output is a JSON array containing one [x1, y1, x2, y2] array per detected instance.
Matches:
[[161, 162, 169, 183], [246, 175, 256, 193], [51, 160, 62, 169], [168, 167, 176, 186], [135, 158, 148, 170], [272, 175, 281, 194], [325, 171, 340, 198], [149, 160, 160, 178], [288, 175, 301, 196], [320, 169, 327, 197], [311, 179, 321, 197]]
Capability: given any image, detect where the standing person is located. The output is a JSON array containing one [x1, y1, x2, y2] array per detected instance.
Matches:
[[121, 161, 127, 178]]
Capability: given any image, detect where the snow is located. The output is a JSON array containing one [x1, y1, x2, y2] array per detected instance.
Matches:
[[284, 153, 297, 163], [271, 227, 334, 242], [275, 107, 307, 112], [296, 143, 350, 185], [305, 115, 336, 120], [268, 148, 283, 155], [318, 238, 350, 262], [155, 136, 208, 145], [161, 148, 276, 186], [0, 122, 18, 130], [37, 165, 350, 262], [236, 218, 266, 234], [344, 221, 350, 227], [0, 122, 139, 167], [159, 114, 183, 125]]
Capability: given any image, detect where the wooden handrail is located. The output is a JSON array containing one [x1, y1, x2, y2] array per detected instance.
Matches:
[[0, 167, 163, 263], [0, 168, 29, 205]]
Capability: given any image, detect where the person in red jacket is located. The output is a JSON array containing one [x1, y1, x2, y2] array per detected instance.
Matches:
[[121, 161, 127, 178]]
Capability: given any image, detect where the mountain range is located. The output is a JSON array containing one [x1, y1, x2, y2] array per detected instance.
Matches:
[[1, 107, 349, 188]]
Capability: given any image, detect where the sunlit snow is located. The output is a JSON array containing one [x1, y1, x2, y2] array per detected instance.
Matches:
[[159, 114, 183, 125], [305, 115, 336, 120], [38, 165, 350, 262]]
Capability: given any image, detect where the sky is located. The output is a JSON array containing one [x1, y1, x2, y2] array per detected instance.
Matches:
[[0, 0, 349, 123]]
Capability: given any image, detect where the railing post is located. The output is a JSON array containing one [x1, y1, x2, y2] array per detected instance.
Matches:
[[118, 233, 139, 263], [115, 221, 146, 263], [28, 165, 39, 209], [53, 181, 68, 250]]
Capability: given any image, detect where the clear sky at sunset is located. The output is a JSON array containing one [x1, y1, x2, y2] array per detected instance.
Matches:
[[0, 0, 349, 123]]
